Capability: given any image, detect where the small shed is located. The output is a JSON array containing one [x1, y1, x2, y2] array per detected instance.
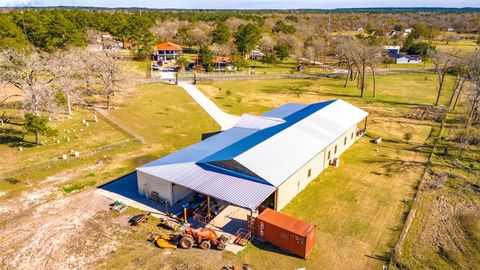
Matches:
[[251, 208, 316, 258]]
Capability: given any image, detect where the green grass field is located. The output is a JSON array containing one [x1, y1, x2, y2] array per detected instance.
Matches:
[[104, 82, 219, 151], [434, 39, 480, 54], [197, 73, 455, 116]]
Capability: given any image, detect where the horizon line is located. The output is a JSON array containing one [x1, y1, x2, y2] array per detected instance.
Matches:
[[1, 6, 480, 10]]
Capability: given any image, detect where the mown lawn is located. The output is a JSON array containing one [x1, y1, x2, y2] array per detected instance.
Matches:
[[197, 72, 455, 116], [0, 106, 135, 194], [434, 39, 479, 54], [105, 82, 219, 153]]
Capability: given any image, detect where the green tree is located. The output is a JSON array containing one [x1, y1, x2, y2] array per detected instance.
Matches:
[[234, 23, 261, 57], [233, 54, 249, 71], [44, 10, 86, 51], [274, 43, 291, 60], [405, 42, 435, 57], [272, 21, 296, 34], [212, 22, 231, 45], [126, 14, 155, 60], [176, 55, 191, 68], [0, 14, 28, 50], [198, 45, 214, 71], [262, 51, 278, 66], [23, 113, 56, 145]]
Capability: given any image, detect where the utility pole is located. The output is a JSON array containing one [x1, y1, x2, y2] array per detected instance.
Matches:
[[424, 24, 434, 69], [327, 13, 331, 34]]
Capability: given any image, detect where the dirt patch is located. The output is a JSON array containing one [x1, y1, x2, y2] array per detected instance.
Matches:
[[408, 105, 444, 121], [0, 191, 125, 270], [407, 192, 480, 269]]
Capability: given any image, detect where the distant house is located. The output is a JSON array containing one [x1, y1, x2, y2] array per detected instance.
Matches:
[[395, 55, 422, 64], [153, 42, 182, 62], [404, 28, 413, 33], [384, 46, 401, 56], [194, 56, 234, 70], [213, 56, 234, 69], [251, 49, 265, 60]]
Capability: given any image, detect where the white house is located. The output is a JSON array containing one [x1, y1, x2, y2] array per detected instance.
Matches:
[[137, 99, 368, 211], [251, 49, 265, 60], [153, 41, 182, 62], [396, 55, 422, 64]]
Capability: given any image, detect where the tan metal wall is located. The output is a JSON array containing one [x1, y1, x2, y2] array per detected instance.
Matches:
[[275, 124, 359, 211], [137, 171, 173, 205]]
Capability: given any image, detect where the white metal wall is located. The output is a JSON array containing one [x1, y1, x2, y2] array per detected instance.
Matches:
[[137, 170, 174, 205]]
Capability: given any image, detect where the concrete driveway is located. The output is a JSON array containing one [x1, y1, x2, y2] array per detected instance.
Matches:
[[178, 82, 239, 130]]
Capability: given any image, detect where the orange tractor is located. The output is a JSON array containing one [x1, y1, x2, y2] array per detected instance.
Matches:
[[178, 227, 228, 250]]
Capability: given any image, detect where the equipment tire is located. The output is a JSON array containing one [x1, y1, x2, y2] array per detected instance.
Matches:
[[179, 236, 194, 249], [199, 240, 211, 250]]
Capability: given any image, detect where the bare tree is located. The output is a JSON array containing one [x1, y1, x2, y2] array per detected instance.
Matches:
[[311, 38, 325, 64], [351, 41, 370, 98], [429, 49, 459, 106], [366, 46, 382, 98], [188, 22, 213, 47], [151, 19, 181, 42], [457, 50, 480, 157], [304, 46, 316, 67], [335, 40, 357, 88], [450, 56, 469, 110], [51, 49, 79, 115], [95, 54, 126, 109], [259, 34, 275, 53], [0, 49, 55, 115], [77, 50, 100, 96]]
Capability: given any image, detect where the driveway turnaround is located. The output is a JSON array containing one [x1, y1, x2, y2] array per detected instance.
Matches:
[[178, 82, 239, 130]]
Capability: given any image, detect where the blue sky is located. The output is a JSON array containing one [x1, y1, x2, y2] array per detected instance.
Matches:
[[0, 0, 479, 9]]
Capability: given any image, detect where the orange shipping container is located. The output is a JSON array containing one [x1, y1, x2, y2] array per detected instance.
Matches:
[[251, 208, 316, 258]]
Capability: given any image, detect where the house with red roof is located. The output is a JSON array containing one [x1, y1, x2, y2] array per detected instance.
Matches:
[[153, 41, 183, 62]]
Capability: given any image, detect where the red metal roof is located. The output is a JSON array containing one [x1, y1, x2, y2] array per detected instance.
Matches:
[[155, 42, 182, 51], [213, 56, 232, 63], [256, 208, 315, 237]]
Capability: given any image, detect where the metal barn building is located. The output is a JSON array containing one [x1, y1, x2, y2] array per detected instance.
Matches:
[[137, 99, 368, 211]]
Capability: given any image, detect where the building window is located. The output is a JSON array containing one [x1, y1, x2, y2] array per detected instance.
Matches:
[[334, 145, 337, 154], [327, 151, 331, 160], [351, 132, 354, 139], [344, 137, 347, 145], [308, 169, 311, 177]]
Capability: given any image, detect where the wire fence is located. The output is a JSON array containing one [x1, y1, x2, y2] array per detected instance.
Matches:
[[93, 108, 145, 143], [0, 138, 139, 179], [176, 73, 327, 83]]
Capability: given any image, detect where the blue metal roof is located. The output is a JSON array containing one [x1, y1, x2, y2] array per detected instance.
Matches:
[[261, 103, 308, 119], [198, 100, 335, 164], [140, 127, 257, 167]]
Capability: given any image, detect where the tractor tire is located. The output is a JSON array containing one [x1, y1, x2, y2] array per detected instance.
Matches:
[[199, 240, 211, 250], [179, 236, 194, 249]]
